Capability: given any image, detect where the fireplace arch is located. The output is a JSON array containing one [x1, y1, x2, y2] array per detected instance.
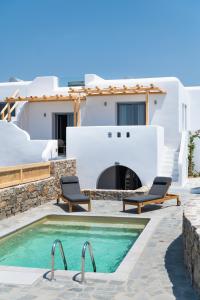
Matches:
[[97, 165, 142, 190]]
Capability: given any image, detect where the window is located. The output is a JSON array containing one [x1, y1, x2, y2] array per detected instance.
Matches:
[[117, 103, 146, 125]]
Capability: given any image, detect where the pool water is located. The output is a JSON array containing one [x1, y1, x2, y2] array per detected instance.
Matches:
[[0, 216, 146, 273]]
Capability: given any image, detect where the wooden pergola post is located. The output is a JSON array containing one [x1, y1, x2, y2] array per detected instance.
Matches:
[[145, 91, 149, 125], [77, 102, 81, 126], [72, 93, 81, 127], [7, 103, 11, 122], [73, 99, 77, 126], [77, 94, 81, 127]]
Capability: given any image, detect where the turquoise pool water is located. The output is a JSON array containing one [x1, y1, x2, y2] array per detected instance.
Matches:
[[0, 217, 145, 273]]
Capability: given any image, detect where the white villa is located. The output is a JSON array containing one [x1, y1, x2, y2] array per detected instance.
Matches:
[[0, 74, 200, 189]]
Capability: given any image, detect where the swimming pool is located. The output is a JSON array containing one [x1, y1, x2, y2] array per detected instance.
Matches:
[[0, 215, 149, 273]]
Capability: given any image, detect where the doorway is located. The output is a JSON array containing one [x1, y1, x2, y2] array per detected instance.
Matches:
[[53, 113, 74, 155]]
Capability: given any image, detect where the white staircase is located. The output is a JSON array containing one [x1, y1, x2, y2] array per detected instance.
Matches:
[[160, 147, 179, 182]]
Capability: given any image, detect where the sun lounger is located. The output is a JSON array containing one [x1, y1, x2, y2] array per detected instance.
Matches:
[[58, 176, 91, 212], [123, 176, 180, 214]]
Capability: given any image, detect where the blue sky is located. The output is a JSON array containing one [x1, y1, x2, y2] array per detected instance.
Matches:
[[0, 0, 199, 85]]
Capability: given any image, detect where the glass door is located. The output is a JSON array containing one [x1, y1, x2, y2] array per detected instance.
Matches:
[[54, 113, 74, 155]]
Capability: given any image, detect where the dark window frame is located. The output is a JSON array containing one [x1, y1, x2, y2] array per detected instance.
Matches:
[[117, 102, 146, 126]]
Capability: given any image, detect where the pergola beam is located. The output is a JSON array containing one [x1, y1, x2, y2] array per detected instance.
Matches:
[[5, 85, 165, 103], [68, 85, 166, 97], [5, 94, 86, 103]]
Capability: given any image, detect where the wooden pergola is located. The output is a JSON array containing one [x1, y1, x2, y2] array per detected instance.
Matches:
[[4, 84, 166, 125], [68, 84, 166, 125], [4, 94, 86, 126]]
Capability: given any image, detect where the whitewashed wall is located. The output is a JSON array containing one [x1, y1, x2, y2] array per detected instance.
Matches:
[[187, 87, 200, 131], [178, 83, 190, 131], [178, 132, 188, 185], [66, 125, 164, 189], [1, 74, 200, 178], [0, 121, 58, 166], [0, 75, 189, 152], [193, 138, 200, 173], [186, 87, 200, 172], [0, 81, 30, 99], [18, 101, 74, 139], [82, 76, 182, 150], [0, 76, 68, 100]]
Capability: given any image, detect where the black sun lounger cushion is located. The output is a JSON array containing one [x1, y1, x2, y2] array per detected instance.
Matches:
[[60, 176, 81, 196], [148, 177, 172, 197], [60, 176, 90, 202], [123, 194, 162, 203], [64, 194, 90, 202], [61, 176, 79, 184]]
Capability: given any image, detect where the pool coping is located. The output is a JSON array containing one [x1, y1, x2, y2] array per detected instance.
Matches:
[[0, 212, 161, 284]]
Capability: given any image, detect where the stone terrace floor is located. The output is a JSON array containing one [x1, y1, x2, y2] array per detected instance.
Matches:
[[0, 185, 200, 300]]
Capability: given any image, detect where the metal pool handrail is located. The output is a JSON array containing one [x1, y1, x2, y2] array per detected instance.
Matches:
[[81, 241, 96, 283], [51, 239, 68, 280]]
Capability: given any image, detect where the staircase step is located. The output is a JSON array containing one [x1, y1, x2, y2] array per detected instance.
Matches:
[[162, 166, 178, 170], [160, 147, 180, 183], [162, 164, 178, 169]]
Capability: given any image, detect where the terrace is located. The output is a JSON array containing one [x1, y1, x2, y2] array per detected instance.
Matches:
[[0, 175, 198, 299]]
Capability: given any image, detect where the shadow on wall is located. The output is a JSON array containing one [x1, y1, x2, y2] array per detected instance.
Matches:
[[165, 235, 199, 299]]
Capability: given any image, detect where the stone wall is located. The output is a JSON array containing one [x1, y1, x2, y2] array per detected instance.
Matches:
[[83, 186, 148, 200], [0, 157, 150, 220], [183, 199, 200, 294], [0, 159, 76, 220], [0, 178, 56, 220], [50, 159, 76, 195]]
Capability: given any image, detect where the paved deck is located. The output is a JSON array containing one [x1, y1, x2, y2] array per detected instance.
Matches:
[[0, 188, 199, 300]]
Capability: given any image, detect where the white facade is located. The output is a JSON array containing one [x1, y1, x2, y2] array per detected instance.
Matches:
[[66, 126, 164, 188], [0, 74, 200, 186], [18, 102, 74, 140], [82, 78, 182, 149]]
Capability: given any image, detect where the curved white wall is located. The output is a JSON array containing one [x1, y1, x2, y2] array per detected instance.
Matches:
[[0, 121, 58, 166]]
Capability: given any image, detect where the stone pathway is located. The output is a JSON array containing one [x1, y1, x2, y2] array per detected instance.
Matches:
[[0, 188, 199, 300]]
